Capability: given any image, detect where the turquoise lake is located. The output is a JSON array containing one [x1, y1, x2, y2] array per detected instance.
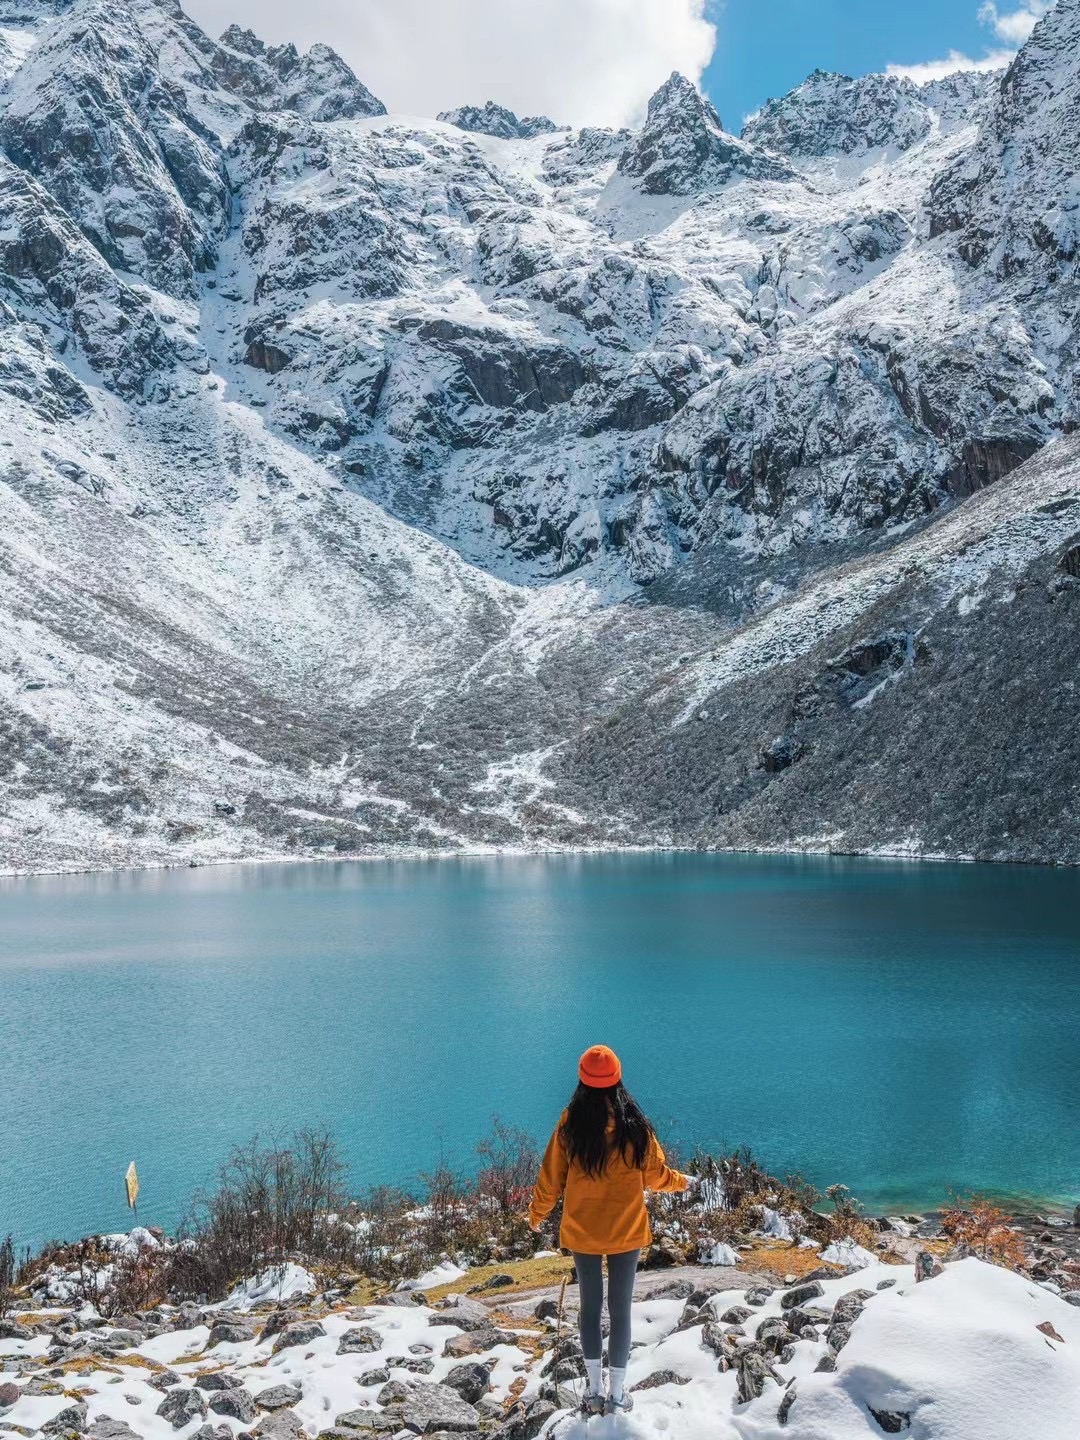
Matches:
[[2, 852, 1079, 1250]]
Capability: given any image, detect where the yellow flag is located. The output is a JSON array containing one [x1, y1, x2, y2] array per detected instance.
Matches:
[[125, 1161, 139, 1210]]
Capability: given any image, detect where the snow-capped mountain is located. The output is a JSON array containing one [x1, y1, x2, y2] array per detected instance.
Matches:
[[0, 0, 1078, 872]]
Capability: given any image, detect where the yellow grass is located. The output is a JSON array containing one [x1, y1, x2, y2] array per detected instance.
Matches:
[[422, 1255, 574, 1305]]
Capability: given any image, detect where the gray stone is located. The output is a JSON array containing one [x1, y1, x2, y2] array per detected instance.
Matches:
[[493, 1398, 555, 1440], [255, 1385, 303, 1410], [825, 1322, 852, 1353], [428, 1299, 490, 1333], [192, 1428, 233, 1440], [629, 1370, 690, 1392], [441, 1330, 515, 1358], [1062, 1291, 1080, 1306], [42, 1408, 88, 1438], [719, 1305, 753, 1325], [0, 1383, 20, 1410], [780, 1282, 824, 1309], [831, 1288, 875, 1327], [333, 1408, 399, 1433], [248, 1411, 305, 1439], [157, 1389, 208, 1430], [814, 1351, 837, 1373], [391, 1380, 482, 1434], [356, 1369, 391, 1386], [777, 1382, 797, 1426], [209, 1387, 257, 1422], [86, 1421, 140, 1440], [208, 1321, 258, 1347], [148, 1368, 183, 1392], [337, 1326, 382, 1355], [914, 1251, 944, 1282], [745, 1287, 775, 1306], [736, 1347, 773, 1405], [755, 1316, 791, 1357], [196, 1372, 244, 1392], [272, 1320, 327, 1353], [532, 1299, 558, 1322], [442, 1362, 492, 1405]]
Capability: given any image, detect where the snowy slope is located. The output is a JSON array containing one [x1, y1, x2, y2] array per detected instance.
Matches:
[[0, 0, 1078, 871]]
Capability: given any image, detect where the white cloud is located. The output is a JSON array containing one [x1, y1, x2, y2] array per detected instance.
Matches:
[[885, 47, 1016, 85], [978, 1, 1050, 45], [182, 0, 717, 128]]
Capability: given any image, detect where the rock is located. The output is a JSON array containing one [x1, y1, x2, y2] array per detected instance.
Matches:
[[333, 1410, 398, 1433], [208, 1321, 258, 1347], [1061, 1292, 1080, 1307], [736, 1347, 774, 1405], [379, 1380, 481, 1435], [914, 1251, 944, 1282], [386, 1356, 434, 1375], [441, 1330, 515, 1357], [272, 1320, 326, 1353], [825, 1322, 852, 1353], [337, 1326, 382, 1355], [254, 1385, 303, 1410], [642, 1236, 684, 1268], [261, 1310, 301, 1342], [1036, 1320, 1065, 1342], [831, 1288, 875, 1327], [815, 1350, 837, 1372], [878, 1279, 898, 1290], [492, 1398, 555, 1440], [84, 1422, 139, 1440], [0, 1383, 21, 1409], [210, 1388, 257, 1422], [357, 1369, 390, 1386], [196, 1372, 244, 1391], [174, 1302, 205, 1331], [157, 1389, 207, 1430], [442, 1362, 492, 1405], [868, 1409, 911, 1433], [755, 1316, 792, 1357], [247, 1411, 305, 1439], [43, 1405, 89, 1436], [408, 1343, 434, 1356], [428, 1298, 491, 1332], [648, 1278, 695, 1300], [484, 1275, 514, 1289], [777, 1381, 798, 1426], [629, 1370, 690, 1391], [0, 1321, 34, 1340], [780, 1281, 824, 1309], [745, 1287, 775, 1306], [719, 1305, 753, 1324], [102, 1329, 142, 1350], [532, 1298, 559, 1322], [193, 1428, 233, 1440], [148, 1369, 183, 1392]]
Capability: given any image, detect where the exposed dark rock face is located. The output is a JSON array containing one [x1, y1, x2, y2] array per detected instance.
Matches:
[[618, 71, 795, 194], [437, 102, 560, 139], [215, 25, 385, 120]]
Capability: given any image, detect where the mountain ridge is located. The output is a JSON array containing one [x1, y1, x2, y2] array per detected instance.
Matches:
[[0, 0, 1077, 872]]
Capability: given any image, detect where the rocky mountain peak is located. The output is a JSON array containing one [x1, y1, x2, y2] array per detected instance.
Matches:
[[619, 69, 794, 193], [215, 23, 385, 120], [437, 100, 560, 139]]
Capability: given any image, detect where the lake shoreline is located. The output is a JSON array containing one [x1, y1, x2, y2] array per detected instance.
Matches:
[[4, 835, 1080, 884]]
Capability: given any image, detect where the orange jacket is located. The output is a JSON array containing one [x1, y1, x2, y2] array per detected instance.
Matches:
[[528, 1112, 689, 1255]]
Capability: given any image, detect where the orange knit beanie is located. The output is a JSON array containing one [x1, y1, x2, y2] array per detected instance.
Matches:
[[578, 1044, 622, 1088]]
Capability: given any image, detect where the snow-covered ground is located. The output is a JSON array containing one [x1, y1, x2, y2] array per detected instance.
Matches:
[[2, 1252, 1078, 1440]]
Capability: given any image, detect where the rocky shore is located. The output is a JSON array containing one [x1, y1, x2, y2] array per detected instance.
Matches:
[[3, 1197, 1080, 1440]]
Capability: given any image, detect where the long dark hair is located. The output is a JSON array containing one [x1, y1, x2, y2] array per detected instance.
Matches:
[[560, 1081, 654, 1178]]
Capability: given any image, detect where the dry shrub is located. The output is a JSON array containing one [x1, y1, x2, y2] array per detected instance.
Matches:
[[940, 1195, 1026, 1271], [476, 1118, 539, 1219], [0, 1236, 14, 1317]]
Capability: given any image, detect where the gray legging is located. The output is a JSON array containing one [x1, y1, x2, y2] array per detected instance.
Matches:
[[572, 1249, 640, 1371]]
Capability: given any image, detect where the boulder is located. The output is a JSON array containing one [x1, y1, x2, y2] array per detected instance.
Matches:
[[780, 1281, 824, 1309], [196, 1372, 244, 1391], [148, 1369, 183, 1392], [736, 1347, 774, 1405], [272, 1320, 326, 1353], [428, 1298, 490, 1332], [255, 1385, 303, 1410], [247, 1411, 305, 1439], [745, 1286, 775, 1306], [0, 1383, 21, 1409], [379, 1379, 481, 1435], [333, 1410, 398, 1433], [43, 1406, 89, 1437], [755, 1316, 792, 1357], [815, 1351, 837, 1372], [442, 1362, 492, 1405], [156, 1390, 208, 1429], [831, 1288, 874, 1327], [261, 1310, 302, 1342], [337, 1326, 382, 1354], [532, 1298, 559, 1322], [210, 1388, 257, 1422], [357, 1369, 391, 1386], [208, 1320, 258, 1347], [441, 1329, 515, 1357], [720, 1305, 753, 1325], [825, 1321, 852, 1353]]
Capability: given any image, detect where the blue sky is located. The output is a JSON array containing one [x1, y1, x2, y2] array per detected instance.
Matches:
[[702, 0, 1043, 125]]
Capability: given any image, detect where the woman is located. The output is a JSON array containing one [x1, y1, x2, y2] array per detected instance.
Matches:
[[528, 1045, 692, 1415]]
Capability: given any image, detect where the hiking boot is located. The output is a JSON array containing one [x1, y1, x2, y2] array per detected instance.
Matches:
[[606, 1393, 634, 1414], [580, 1392, 605, 1417]]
